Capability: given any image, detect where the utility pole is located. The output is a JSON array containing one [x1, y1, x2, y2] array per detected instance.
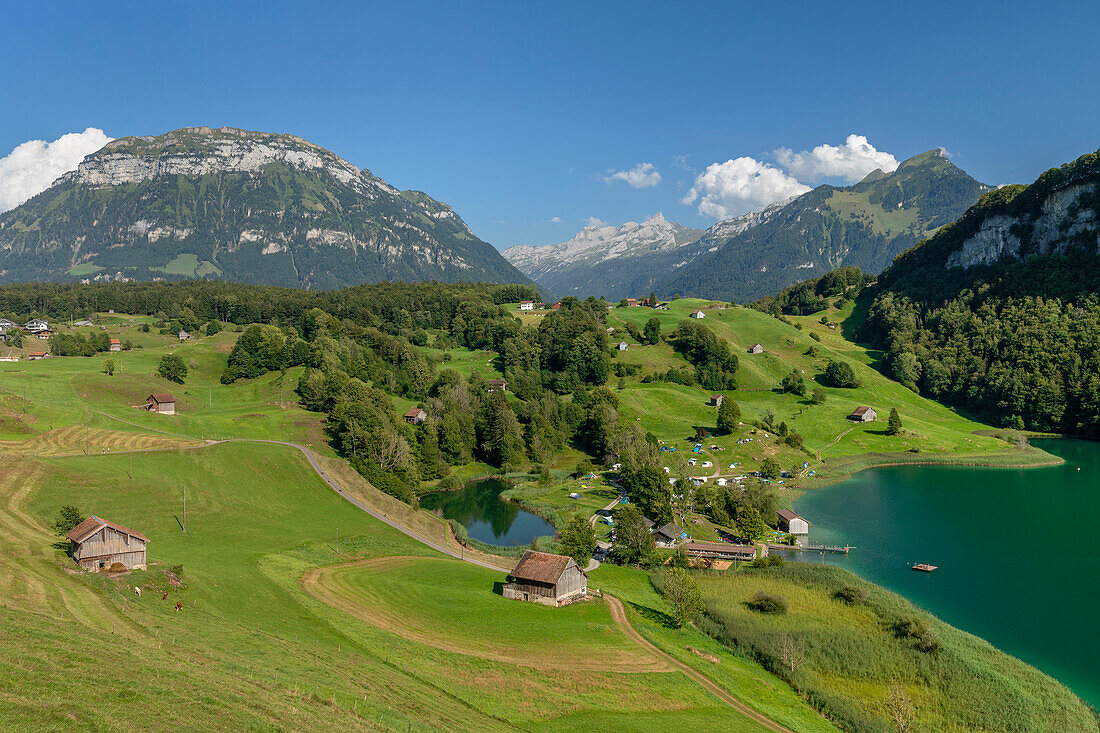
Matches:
[[183, 486, 187, 534], [336, 527, 339, 554], [129, 450, 133, 479]]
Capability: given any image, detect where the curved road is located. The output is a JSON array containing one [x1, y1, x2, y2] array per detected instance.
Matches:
[[70, 420, 793, 731]]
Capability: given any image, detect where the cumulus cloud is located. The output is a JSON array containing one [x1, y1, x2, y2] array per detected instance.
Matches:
[[681, 157, 810, 219], [585, 216, 608, 227], [774, 134, 898, 184], [602, 162, 661, 188], [550, 216, 562, 223], [0, 128, 112, 212]]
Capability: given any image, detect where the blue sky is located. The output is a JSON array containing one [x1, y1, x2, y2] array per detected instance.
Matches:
[[2, 1, 1098, 249]]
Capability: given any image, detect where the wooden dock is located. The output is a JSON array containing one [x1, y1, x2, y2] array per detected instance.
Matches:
[[912, 563, 938, 572], [768, 543, 854, 554]]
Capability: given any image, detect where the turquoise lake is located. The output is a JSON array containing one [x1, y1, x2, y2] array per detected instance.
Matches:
[[793, 438, 1100, 707]]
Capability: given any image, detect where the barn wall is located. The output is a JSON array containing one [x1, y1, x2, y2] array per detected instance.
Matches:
[[555, 565, 587, 599]]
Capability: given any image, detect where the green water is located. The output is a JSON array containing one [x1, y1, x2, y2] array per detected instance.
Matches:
[[419, 478, 557, 546], [794, 439, 1100, 707]]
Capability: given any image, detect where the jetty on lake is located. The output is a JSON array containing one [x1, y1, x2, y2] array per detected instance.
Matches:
[[912, 563, 938, 572]]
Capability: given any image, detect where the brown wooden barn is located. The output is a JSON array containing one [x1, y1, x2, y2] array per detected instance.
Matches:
[[143, 393, 176, 414], [66, 515, 148, 572], [502, 550, 587, 606]]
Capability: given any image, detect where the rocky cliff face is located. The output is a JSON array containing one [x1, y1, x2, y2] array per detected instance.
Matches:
[[0, 126, 532, 289], [945, 183, 1098, 268]]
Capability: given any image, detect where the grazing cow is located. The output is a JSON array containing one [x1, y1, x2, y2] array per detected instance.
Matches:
[[175, 601, 183, 612], [134, 587, 142, 597], [162, 591, 168, 600]]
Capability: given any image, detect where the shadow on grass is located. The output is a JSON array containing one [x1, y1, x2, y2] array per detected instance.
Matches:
[[626, 600, 678, 629], [50, 539, 69, 552], [491, 581, 505, 596]]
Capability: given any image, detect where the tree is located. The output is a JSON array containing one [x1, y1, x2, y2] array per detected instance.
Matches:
[[780, 369, 806, 396], [367, 425, 411, 471], [822, 360, 859, 388], [158, 354, 188, 384], [643, 317, 662, 345], [558, 515, 597, 565], [716, 398, 741, 433], [658, 567, 703, 628], [102, 358, 115, 376], [887, 408, 903, 436], [736, 505, 770, 541], [759, 457, 782, 480], [883, 682, 915, 733], [611, 504, 654, 565], [54, 505, 83, 537], [779, 634, 807, 674], [205, 320, 223, 336], [809, 388, 827, 405]]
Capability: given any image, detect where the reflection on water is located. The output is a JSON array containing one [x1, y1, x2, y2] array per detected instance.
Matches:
[[419, 478, 557, 546]]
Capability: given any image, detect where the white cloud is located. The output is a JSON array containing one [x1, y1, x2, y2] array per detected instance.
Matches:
[[585, 216, 608, 227], [681, 157, 810, 219], [602, 162, 661, 188], [0, 128, 112, 212], [774, 134, 898, 184], [550, 216, 562, 223]]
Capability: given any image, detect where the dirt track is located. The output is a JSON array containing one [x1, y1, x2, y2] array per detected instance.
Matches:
[[301, 556, 670, 673]]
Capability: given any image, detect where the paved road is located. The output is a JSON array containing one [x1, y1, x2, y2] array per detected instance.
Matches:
[[62, 424, 792, 730]]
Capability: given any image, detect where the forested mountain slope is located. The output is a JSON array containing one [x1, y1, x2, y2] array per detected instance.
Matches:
[[663, 150, 990, 302], [0, 126, 534, 289], [860, 147, 1100, 435]]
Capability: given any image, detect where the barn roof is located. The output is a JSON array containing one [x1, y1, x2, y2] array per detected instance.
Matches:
[[148, 393, 175, 403], [67, 515, 149, 544], [509, 550, 581, 584], [404, 407, 426, 418], [849, 406, 873, 417], [653, 522, 682, 540], [109, 338, 120, 344], [777, 509, 803, 522]]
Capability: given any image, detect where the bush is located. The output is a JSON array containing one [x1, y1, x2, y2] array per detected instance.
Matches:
[[746, 591, 788, 614], [751, 554, 786, 568], [835, 585, 869, 605], [158, 354, 188, 384], [822, 360, 859, 388]]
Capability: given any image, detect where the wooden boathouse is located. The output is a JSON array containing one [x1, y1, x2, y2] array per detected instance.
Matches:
[[502, 550, 587, 606]]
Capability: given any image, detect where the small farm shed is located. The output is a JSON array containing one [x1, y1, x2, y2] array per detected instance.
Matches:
[[404, 407, 427, 424], [67, 515, 148, 572], [848, 406, 877, 422], [690, 310, 706, 319], [178, 330, 192, 340], [777, 509, 809, 535], [27, 351, 48, 360], [109, 338, 121, 351], [625, 298, 638, 307], [710, 394, 723, 407], [487, 379, 507, 393], [502, 550, 588, 606], [144, 393, 176, 414], [749, 343, 764, 354], [618, 341, 628, 351], [684, 542, 760, 562]]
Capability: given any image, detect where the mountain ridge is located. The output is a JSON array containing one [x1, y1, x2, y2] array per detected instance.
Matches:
[[661, 149, 992, 302], [0, 126, 533, 290]]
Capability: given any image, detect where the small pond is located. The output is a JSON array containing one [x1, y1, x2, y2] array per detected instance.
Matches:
[[419, 478, 557, 546]]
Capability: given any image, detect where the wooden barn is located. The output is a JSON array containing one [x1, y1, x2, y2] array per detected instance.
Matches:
[[404, 407, 427, 424], [502, 550, 587, 606], [143, 393, 176, 414], [66, 515, 148, 572], [848, 406, 877, 422]]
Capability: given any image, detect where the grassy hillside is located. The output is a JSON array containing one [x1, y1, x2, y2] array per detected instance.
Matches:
[[688, 563, 1098, 732]]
